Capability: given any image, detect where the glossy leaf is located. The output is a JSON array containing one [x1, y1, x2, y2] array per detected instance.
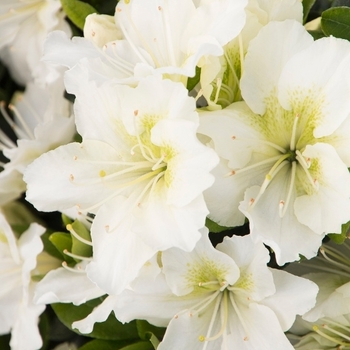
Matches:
[[49, 232, 74, 264], [60, 0, 98, 30], [79, 339, 153, 350], [70, 220, 92, 260], [52, 299, 140, 341], [302, 0, 317, 23], [205, 217, 233, 233], [328, 220, 350, 244], [321, 7, 350, 40], [186, 66, 201, 91]]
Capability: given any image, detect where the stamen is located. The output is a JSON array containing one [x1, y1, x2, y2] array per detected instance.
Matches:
[[279, 161, 296, 217], [63, 249, 92, 261], [66, 224, 92, 246], [224, 155, 283, 177], [200, 292, 228, 346], [322, 324, 350, 342], [0, 101, 26, 143], [313, 325, 350, 347], [230, 135, 286, 153], [290, 114, 300, 151], [229, 293, 249, 341], [319, 247, 350, 273], [8, 104, 35, 140], [61, 261, 86, 273], [158, 2, 177, 67], [119, 5, 161, 67], [321, 245, 350, 267], [295, 150, 319, 191], [249, 158, 289, 209], [198, 281, 221, 287]]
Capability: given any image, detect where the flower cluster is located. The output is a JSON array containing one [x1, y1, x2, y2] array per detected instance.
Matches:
[[1, 0, 350, 349]]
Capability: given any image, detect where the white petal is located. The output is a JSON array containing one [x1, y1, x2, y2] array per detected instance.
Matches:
[[217, 235, 275, 301], [24, 141, 124, 213], [294, 143, 350, 234], [72, 295, 117, 334], [261, 269, 318, 330], [162, 231, 240, 296], [34, 267, 104, 306], [239, 181, 324, 265], [278, 36, 350, 137], [86, 196, 156, 295], [241, 20, 313, 115]]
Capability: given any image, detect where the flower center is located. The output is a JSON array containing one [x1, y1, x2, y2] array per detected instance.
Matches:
[[228, 113, 319, 217]]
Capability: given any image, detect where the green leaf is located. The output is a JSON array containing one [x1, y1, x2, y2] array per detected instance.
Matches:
[[70, 220, 92, 260], [0, 334, 10, 350], [205, 217, 233, 233], [52, 299, 140, 341], [49, 232, 74, 264], [321, 7, 350, 40], [60, 0, 98, 30], [136, 320, 165, 340], [79, 339, 153, 350], [41, 231, 64, 261], [62, 214, 73, 227], [186, 66, 201, 91], [328, 220, 350, 244], [302, 0, 317, 23]]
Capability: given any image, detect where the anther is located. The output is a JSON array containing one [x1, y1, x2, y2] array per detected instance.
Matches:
[[134, 110, 138, 116]]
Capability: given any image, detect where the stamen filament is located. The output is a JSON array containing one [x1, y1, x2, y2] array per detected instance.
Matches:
[[321, 245, 350, 267], [225, 155, 282, 177], [203, 292, 228, 343], [63, 249, 92, 261], [290, 114, 299, 151], [61, 261, 86, 273], [229, 293, 250, 340], [295, 150, 319, 191], [322, 324, 350, 341], [250, 159, 289, 209], [319, 248, 350, 274], [8, 104, 35, 140], [66, 224, 92, 246], [279, 161, 296, 217], [313, 325, 350, 347]]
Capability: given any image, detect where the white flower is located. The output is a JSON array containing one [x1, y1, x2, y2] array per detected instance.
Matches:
[[43, 0, 248, 87], [288, 314, 350, 350], [0, 0, 71, 85], [199, 20, 350, 264], [286, 239, 350, 323], [0, 79, 75, 206], [200, 0, 303, 109], [0, 211, 49, 350], [24, 76, 218, 294], [112, 232, 318, 350]]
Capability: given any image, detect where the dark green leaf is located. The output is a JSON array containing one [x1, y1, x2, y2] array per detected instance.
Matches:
[[321, 7, 350, 40], [60, 0, 98, 30], [307, 29, 326, 39], [0, 334, 10, 350], [79, 339, 152, 350], [205, 217, 233, 233], [328, 220, 350, 244], [186, 66, 201, 91], [302, 0, 317, 23], [52, 299, 139, 341], [136, 320, 165, 345]]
